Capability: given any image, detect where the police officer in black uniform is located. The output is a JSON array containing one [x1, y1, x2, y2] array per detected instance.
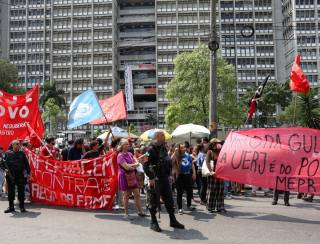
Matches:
[[144, 130, 184, 232], [1, 140, 30, 213]]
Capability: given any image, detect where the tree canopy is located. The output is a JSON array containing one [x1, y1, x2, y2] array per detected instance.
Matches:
[[240, 81, 292, 127], [0, 59, 22, 93], [164, 45, 244, 131]]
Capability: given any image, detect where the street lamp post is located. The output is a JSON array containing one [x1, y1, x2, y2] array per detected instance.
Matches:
[[208, 0, 219, 138]]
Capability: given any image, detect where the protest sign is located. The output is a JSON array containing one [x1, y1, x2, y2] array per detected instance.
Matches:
[[26, 150, 118, 210], [216, 128, 320, 194], [0, 86, 42, 150]]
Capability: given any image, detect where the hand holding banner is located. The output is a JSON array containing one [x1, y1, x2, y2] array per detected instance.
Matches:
[[216, 128, 320, 195]]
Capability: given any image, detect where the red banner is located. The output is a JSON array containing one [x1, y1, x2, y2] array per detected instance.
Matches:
[[216, 128, 320, 195], [90, 91, 127, 125], [0, 86, 42, 150], [26, 150, 118, 210]]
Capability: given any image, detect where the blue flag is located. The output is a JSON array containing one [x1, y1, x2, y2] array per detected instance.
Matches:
[[67, 89, 104, 129]]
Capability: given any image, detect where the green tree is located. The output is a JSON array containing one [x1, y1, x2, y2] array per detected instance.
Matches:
[[128, 123, 138, 134], [40, 80, 66, 108], [164, 44, 244, 131], [241, 81, 292, 127], [146, 113, 157, 127], [42, 98, 63, 134], [0, 59, 23, 93], [277, 89, 320, 129]]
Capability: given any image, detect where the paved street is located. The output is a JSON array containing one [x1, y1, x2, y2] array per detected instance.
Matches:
[[0, 194, 319, 244]]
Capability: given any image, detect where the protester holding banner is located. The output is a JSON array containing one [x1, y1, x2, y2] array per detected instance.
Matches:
[[67, 138, 85, 160], [41, 137, 60, 160], [206, 139, 226, 213], [117, 139, 146, 219], [272, 190, 290, 206], [3, 140, 30, 213], [83, 141, 101, 159], [61, 140, 74, 161]]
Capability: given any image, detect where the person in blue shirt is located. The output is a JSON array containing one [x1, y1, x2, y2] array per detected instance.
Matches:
[[172, 144, 196, 215]]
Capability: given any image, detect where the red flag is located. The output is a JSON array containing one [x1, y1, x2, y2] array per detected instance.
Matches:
[[247, 75, 270, 123], [91, 91, 127, 125], [247, 100, 257, 121], [27, 114, 44, 148], [0, 85, 40, 150], [290, 54, 310, 94]]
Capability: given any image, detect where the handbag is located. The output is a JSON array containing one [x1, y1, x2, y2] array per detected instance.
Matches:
[[124, 170, 138, 188], [202, 160, 214, 177]]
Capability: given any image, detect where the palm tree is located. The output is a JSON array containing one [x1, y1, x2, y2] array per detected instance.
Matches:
[[40, 81, 66, 109], [146, 113, 157, 127], [278, 89, 320, 129], [297, 91, 320, 129]]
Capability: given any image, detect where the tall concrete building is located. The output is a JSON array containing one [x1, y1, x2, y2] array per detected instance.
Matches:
[[8, 0, 316, 131], [156, 0, 211, 128], [218, 0, 287, 95], [282, 0, 320, 87], [0, 0, 9, 59]]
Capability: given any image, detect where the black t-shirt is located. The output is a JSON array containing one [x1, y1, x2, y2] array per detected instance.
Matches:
[[83, 151, 100, 159], [61, 148, 69, 161], [67, 147, 82, 161], [4, 150, 30, 175]]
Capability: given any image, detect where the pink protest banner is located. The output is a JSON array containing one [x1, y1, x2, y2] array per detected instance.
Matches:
[[216, 128, 320, 194], [26, 150, 118, 210]]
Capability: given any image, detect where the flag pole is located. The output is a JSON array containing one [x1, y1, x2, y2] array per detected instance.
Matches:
[[92, 89, 115, 140]]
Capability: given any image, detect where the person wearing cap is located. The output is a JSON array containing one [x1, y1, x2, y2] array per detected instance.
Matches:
[[3, 140, 30, 213], [144, 130, 184, 232], [205, 138, 226, 213]]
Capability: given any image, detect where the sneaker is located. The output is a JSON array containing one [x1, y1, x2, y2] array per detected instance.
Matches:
[[284, 202, 290, 207], [113, 204, 120, 210], [225, 195, 232, 200], [178, 209, 183, 215], [20, 208, 26, 213], [272, 201, 277, 205]]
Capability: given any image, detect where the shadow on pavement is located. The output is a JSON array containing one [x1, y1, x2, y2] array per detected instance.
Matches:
[[292, 202, 320, 211], [224, 210, 320, 225], [162, 228, 208, 241], [10, 210, 41, 218]]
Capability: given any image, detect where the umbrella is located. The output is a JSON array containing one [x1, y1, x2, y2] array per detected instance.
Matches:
[[98, 126, 129, 140], [172, 124, 210, 142], [139, 128, 172, 142]]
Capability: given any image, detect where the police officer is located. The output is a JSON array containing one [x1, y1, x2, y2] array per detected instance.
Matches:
[[144, 130, 184, 232], [2, 140, 30, 213]]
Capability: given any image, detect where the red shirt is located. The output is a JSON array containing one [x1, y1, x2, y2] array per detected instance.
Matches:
[[40, 146, 57, 160]]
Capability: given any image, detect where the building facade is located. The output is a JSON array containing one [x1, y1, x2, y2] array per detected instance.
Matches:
[[0, 0, 9, 59], [8, 0, 314, 131], [282, 0, 320, 87]]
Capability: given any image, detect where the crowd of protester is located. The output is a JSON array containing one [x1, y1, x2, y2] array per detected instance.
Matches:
[[0, 131, 317, 230]]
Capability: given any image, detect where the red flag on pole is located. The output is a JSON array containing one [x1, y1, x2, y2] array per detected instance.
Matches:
[[27, 113, 44, 148], [290, 54, 310, 94], [90, 91, 127, 125]]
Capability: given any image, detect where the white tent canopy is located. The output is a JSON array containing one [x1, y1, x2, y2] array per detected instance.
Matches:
[[172, 124, 210, 142]]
